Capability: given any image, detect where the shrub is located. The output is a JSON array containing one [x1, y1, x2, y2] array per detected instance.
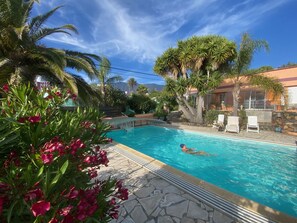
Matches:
[[238, 109, 247, 129], [127, 94, 156, 114], [103, 86, 128, 110], [0, 83, 128, 223], [153, 107, 168, 120], [204, 110, 221, 125]]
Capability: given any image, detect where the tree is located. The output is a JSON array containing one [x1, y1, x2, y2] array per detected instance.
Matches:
[[96, 57, 122, 105], [136, 84, 148, 95], [127, 78, 137, 94], [228, 33, 284, 115], [127, 94, 156, 114], [150, 88, 178, 118], [279, 62, 297, 68], [0, 0, 100, 103], [154, 35, 236, 124], [104, 85, 128, 109]]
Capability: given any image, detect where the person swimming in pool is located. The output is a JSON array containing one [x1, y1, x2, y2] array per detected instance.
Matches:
[[180, 144, 210, 156]]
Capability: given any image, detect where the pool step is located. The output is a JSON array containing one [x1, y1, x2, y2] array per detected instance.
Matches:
[[112, 145, 275, 223]]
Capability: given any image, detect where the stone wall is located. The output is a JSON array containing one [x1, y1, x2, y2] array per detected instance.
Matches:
[[273, 111, 297, 134], [245, 110, 272, 122]]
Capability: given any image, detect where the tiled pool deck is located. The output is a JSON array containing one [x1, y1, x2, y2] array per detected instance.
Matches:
[[100, 124, 297, 223]]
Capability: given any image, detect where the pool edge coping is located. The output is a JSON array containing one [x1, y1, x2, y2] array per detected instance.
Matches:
[[110, 142, 297, 223], [164, 123, 297, 147]]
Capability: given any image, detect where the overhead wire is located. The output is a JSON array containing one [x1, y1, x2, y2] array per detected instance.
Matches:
[[98, 64, 160, 77], [109, 72, 163, 81]]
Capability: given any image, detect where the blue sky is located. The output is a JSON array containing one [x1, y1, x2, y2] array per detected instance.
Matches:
[[33, 0, 297, 85]]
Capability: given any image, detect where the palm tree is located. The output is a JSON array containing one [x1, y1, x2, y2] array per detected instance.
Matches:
[[228, 33, 284, 115], [0, 0, 100, 103], [96, 57, 122, 105], [154, 35, 236, 124], [128, 78, 137, 94]]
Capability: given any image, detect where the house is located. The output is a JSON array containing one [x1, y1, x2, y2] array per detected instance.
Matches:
[[205, 66, 297, 111]]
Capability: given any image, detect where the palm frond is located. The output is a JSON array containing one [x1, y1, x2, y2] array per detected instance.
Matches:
[[249, 74, 284, 97], [65, 50, 101, 67], [63, 72, 78, 95], [32, 46, 66, 68], [29, 6, 62, 35], [106, 76, 123, 84], [66, 55, 97, 80], [71, 73, 100, 105], [234, 33, 269, 75], [32, 26, 77, 42]]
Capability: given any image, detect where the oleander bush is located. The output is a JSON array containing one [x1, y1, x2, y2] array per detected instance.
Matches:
[[0, 83, 128, 223]]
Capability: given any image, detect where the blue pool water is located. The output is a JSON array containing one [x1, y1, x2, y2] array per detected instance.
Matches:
[[107, 126, 297, 217]]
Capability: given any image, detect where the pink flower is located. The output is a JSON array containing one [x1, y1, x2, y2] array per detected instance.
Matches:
[[2, 84, 9, 93], [55, 91, 62, 97], [64, 186, 79, 199], [0, 197, 4, 215], [46, 95, 53, 100], [24, 188, 43, 201], [88, 168, 98, 178], [59, 206, 73, 216], [41, 153, 54, 164], [28, 115, 41, 123], [69, 139, 86, 155], [4, 151, 21, 168], [31, 200, 50, 217], [115, 181, 129, 200], [71, 94, 77, 101], [61, 214, 74, 223], [17, 117, 27, 123], [109, 211, 119, 219], [117, 188, 129, 200], [109, 198, 116, 205], [86, 203, 98, 216], [77, 212, 87, 221]]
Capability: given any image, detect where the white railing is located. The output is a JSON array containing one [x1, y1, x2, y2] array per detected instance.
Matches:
[[243, 99, 276, 110]]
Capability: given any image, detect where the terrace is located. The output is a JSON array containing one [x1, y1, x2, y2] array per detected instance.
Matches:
[[101, 122, 297, 223]]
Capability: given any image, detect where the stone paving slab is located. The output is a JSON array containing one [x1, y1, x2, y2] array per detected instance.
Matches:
[[100, 148, 238, 223], [168, 123, 297, 146]]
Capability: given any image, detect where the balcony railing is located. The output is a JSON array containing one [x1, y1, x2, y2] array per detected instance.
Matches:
[[243, 99, 276, 110]]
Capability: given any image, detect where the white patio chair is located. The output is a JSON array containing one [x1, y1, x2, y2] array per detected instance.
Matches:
[[225, 116, 239, 133], [212, 114, 224, 128], [247, 116, 260, 133]]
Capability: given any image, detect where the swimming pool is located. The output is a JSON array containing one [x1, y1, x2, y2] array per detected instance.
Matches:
[[107, 125, 297, 218]]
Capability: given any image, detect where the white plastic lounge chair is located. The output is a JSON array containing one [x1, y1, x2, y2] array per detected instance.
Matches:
[[225, 116, 239, 133], [247, 116, 260, 133], [212, 114, 224, 128]]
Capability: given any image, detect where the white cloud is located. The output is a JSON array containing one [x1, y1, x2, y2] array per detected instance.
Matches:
[[40, 0, 214, 63], [36, 0, 291, 67], [193, 0, 289, 38]]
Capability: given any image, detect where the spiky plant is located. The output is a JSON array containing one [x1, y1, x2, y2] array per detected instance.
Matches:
[[0, 0, 100, 103]]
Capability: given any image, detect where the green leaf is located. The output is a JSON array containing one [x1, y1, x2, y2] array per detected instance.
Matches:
[[60, 160, 69, 174], [0, 132, 19, 147], [50, 172, 61, 188], [49, 160, 68, 188], [37, 165, 44, 177], [7, 200, 17, 223]]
